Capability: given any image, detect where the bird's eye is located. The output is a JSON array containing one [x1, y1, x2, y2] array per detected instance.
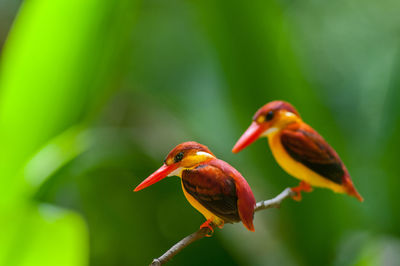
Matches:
[[265, 111, 274, 121], [174, 152, 184, 163]]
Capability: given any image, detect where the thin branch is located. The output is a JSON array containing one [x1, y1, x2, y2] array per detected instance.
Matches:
[[255, 187, 295, 212], [150, 187, 295, 266], [150, 227, 214, 266]]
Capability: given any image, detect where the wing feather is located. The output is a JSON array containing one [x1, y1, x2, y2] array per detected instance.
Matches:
[[280, 124, 345, 184], [182, 163, 240, 223]]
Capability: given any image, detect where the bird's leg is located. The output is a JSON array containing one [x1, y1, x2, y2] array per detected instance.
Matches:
[[200, 219, 215, 237], [291, 181, 313, 201]]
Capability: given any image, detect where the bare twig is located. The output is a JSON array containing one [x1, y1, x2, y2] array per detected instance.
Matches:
[[255, 187, 295, 212], [150, 227, 214, 266], [150, 187, 295, 266]]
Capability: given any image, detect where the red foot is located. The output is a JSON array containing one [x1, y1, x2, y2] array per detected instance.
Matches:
[[200, 220, 215, 237], [291, 181, 313, 201]]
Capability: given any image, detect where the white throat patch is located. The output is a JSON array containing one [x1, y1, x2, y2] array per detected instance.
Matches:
[[262, 127, 278, 136], [168, 167, 183, 177]]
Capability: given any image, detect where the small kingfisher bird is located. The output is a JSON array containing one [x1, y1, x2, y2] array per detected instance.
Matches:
[[134, 141, 256, 233], [232, 100, 363, 202]]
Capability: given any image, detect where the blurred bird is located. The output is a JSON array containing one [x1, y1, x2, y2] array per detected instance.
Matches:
[[232, 101, 363, 202], [134, 141, 256, 233]]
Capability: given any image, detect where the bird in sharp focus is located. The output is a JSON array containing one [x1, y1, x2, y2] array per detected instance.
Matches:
[[232, 100, 363, 202], [134, 141, 256, 233]]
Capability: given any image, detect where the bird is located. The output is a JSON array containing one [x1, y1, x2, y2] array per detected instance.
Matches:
[[232, 100, 363, 202], [134, 141, 256, 233]]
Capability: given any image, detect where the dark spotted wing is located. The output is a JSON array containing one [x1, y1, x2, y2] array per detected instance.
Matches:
[[182, 163, 240, 223], [280, 124, 345, 184]]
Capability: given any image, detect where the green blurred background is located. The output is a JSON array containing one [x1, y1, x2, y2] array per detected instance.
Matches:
[[1, 0, 400, 265]]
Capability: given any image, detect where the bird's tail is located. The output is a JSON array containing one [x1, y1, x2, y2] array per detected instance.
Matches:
[[236, 182, 256, 232], [343, 175, 364, 202]]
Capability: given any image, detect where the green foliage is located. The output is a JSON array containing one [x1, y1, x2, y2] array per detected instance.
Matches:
[[0, 0, 137, 265], [1, 0, 400, 265]]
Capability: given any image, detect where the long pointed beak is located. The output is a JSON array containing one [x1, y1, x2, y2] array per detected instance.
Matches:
[[134, 164, 178, 192], [232, 122, 265, 153]]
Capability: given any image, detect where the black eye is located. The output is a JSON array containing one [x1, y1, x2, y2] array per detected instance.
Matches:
[[174, 152, 184, 163], [265, 111, 274, 121]]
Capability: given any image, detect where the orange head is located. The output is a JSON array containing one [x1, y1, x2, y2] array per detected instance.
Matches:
[[134, 142, 216, 191], [232, 101, 301, 153]]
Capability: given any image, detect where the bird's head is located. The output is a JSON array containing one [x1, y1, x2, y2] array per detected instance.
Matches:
[[134, 141, 215, 191], [232, 101, 301, 153]]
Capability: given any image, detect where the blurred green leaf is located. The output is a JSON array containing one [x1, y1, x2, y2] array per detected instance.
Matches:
[[0, 0, 138, 265], [1, 205, 87, 266]]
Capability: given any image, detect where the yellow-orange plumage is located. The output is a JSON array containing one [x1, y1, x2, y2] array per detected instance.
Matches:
[[269, 123, 346, 193], [233, 100, 363, 202]]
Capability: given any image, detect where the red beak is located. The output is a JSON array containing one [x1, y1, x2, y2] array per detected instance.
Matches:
[[134, 164, 178, 192], [232, 122, 265, 153]]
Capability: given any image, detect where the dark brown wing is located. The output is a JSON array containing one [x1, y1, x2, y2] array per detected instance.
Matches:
[[280, 124, 345, 184], [181, 163, 240, 223]]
